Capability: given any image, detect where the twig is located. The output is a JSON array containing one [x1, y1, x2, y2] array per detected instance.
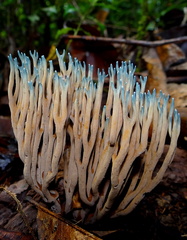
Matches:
[[61, 34, 187, 47], [0, 186, 37, 240]]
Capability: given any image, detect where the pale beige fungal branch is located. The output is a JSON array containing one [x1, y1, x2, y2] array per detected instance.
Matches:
[[62, 61, 180, 223], [8, 51, 73, 211], [8, 50, 180, 222]]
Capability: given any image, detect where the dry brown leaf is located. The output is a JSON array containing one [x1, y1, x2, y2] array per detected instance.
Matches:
[[156, 43, 186, 70], [142, 48, 168, 94], [35, 201, 101, 240], [0, 228, 33, 240]]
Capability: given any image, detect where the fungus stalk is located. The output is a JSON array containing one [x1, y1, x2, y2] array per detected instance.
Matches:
[[8, 50, 180, 223]]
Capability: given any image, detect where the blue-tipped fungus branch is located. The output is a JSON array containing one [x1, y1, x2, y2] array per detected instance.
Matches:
[[8, 50, 180, 223]]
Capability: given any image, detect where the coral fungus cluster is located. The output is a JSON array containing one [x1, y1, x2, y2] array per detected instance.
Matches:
[[8, 50, 180, 223]]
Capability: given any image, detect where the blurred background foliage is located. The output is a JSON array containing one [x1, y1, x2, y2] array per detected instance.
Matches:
[[0, 0, 186, 56]]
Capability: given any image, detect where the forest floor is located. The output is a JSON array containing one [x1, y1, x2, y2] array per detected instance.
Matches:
[[0, 135, 187, 240], [0, 25, 187, 239]]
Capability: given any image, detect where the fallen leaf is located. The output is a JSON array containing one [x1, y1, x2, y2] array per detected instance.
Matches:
[[0, 228, 33, 240], [142, 47, 168, 94]]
